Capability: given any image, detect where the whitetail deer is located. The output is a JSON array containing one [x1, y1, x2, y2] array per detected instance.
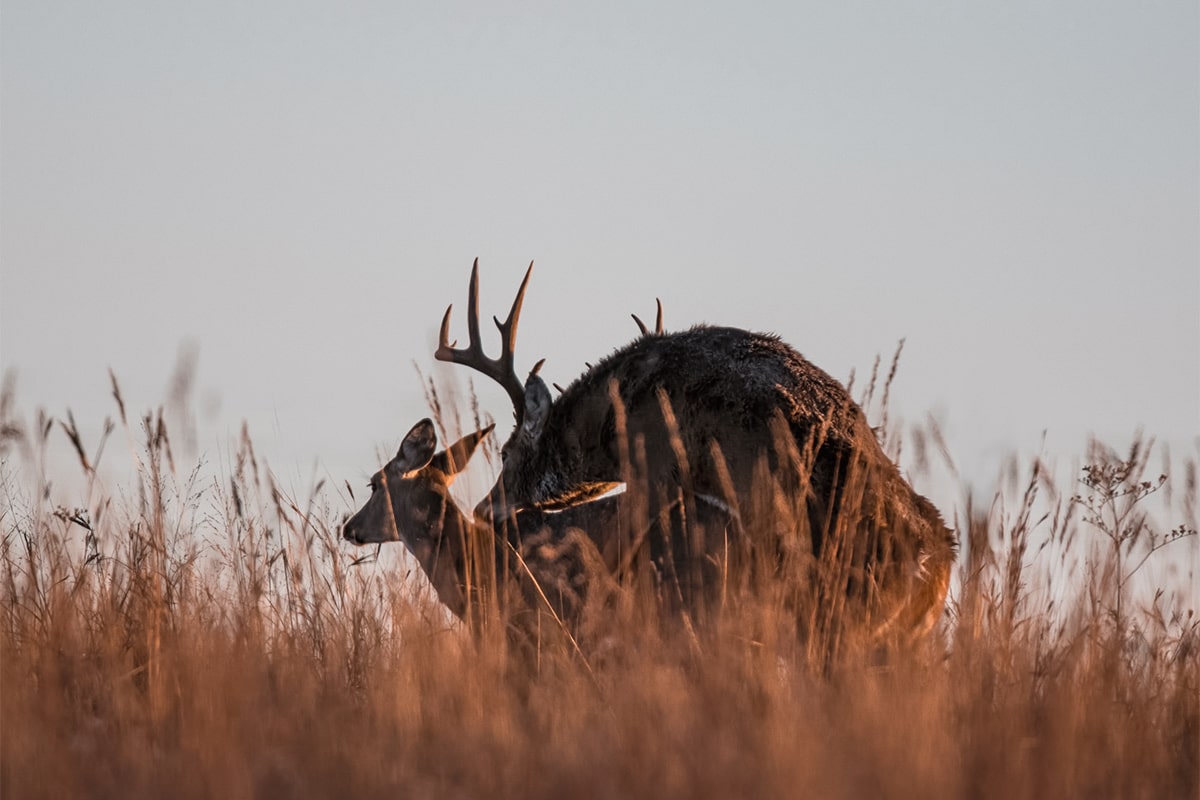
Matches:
[[436, 260, 957, 641], [342, 419, 617, 646]]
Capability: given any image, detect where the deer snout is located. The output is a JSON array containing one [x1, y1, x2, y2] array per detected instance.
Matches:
[[342, 516, 361, 544], [342, 511, 376, 545]]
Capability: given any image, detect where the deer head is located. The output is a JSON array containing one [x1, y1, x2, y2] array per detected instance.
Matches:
[[342, 418, 492, 616], [343, 416, 621, 644]]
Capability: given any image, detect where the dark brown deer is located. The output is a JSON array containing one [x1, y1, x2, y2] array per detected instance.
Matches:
[[436, 260, 957, 641], [342, 418, 618, 647]]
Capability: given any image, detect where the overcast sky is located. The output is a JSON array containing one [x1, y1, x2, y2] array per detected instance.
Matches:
[[2, 2, 1196, 511]]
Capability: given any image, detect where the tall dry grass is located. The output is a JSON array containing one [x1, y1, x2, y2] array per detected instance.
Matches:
[[0, 371, 1196, 799]]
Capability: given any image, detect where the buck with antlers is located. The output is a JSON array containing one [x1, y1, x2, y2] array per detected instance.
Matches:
[[433, 260, 957, 641]]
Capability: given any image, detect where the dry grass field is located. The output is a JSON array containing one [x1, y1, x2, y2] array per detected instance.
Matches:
[[1, 373, 1196, 799]]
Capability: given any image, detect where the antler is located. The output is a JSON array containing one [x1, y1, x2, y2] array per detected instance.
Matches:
[[436, 259, 534, 423], [632, 298, 665, 336]]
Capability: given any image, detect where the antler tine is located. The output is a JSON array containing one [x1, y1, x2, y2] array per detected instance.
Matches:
[[437, 305, 456, 349], [466, 258, 483, 354], [434, 259, 531, 423], [493, 261, 533, 366], [632, 298, 665, 336]]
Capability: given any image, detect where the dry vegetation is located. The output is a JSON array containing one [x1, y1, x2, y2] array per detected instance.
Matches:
[[1, 371, 1196, 799]]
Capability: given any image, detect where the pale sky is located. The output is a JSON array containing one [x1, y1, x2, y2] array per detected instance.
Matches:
[[2, 2, 1197, 509]]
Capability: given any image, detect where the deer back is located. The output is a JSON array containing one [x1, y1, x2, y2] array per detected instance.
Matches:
[[488, 326, 956, 633]]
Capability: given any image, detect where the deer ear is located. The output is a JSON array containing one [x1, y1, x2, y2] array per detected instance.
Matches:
[[431, 424, 493, 478], [395, 419, 438, 471], [523, 374, 551, 440]]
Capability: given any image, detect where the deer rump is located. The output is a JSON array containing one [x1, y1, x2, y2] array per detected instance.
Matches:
[[491, 324, 956, 632]]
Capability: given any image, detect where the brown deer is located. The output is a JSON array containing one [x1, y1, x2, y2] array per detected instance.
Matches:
[[342, 418, 618, 647], [435, 260, 957, 642]]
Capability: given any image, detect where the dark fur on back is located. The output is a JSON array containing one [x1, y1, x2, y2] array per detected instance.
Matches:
[[488, 324, 957, 637]]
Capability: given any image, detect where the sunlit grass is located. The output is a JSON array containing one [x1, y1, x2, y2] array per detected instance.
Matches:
[[1, 370, 1196, 798]]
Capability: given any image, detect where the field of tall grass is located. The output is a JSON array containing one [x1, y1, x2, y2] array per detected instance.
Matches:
[[1, 369, 1196, 798]]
